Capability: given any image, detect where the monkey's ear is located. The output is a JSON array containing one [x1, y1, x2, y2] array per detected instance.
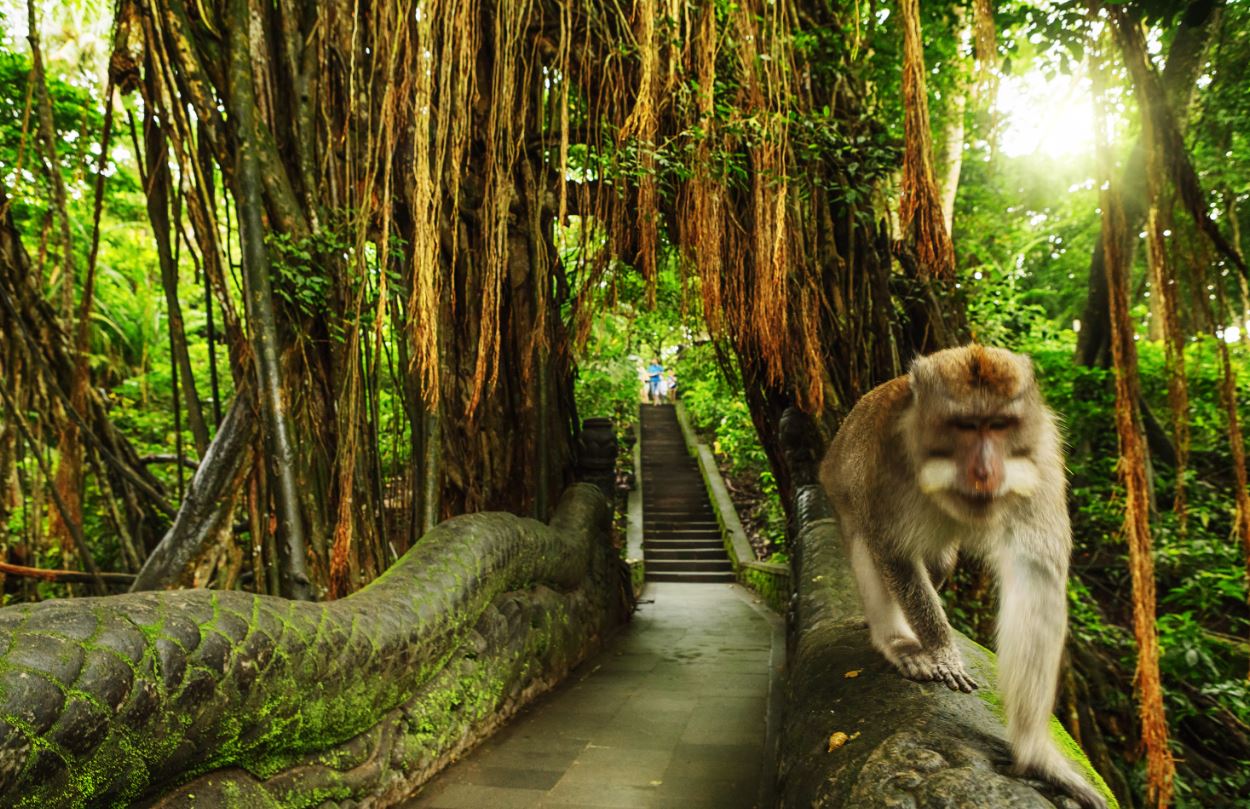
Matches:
[[908, 354, 934, 395], [1013, 351, 1037, 389]]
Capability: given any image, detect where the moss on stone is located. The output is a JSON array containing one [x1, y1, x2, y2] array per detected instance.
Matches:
[[738, 564, 790, 614], [0, 486, 623, 806]]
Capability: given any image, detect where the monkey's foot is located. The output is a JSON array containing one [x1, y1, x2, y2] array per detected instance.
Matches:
[[895, 648, 978, 693]]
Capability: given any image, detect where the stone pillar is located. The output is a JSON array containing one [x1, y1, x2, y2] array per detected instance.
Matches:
[[575, 418, 618, 500]]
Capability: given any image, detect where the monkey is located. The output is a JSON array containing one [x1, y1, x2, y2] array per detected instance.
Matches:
[[819, 344, 1107, 809]]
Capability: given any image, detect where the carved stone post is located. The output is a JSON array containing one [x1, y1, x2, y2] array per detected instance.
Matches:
[[575, 418, 618, 501]]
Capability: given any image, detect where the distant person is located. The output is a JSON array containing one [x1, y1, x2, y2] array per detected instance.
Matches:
[[664, 371, 677, 401], [656, 372, 671, 403], [646, 358, 664, 404]]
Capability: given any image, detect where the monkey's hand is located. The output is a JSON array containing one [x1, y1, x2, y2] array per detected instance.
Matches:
[[895, 646, 978, 693]]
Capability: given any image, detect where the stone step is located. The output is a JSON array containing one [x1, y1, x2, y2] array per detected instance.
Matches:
[[645, 547, 729, 560], [646, 559, 734, 573], [644, 502, 710, 509], [644, 514, 716, 521], [643, 506, 715, 514], [645, 540, 725, 550], [645, 491, 711, 498], [639, 406, 735, 584], [644, 570, 737, 583], [644, 504, 713, 513], [644, 502, 714, 509], [644, 539, 726, 551], [643, 528, 723, 539], [645, 522, 725, 535]]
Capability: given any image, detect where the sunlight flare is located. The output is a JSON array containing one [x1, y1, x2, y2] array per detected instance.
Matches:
[[997, 70, 1101, 159]]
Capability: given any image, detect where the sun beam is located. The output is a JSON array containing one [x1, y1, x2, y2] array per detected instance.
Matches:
[[996, 69, 1101, 159]]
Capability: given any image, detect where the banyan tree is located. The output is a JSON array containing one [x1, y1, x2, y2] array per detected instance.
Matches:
[[0, 0, 967, 601]]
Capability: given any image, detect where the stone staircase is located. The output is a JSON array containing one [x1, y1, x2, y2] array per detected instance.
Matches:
[[641, 404, 735, 583]]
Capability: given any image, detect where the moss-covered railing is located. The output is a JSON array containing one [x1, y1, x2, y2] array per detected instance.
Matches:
[[0, 484, 625, 808], [672, 401, 791, 612], [775, 409, 1117, 808]]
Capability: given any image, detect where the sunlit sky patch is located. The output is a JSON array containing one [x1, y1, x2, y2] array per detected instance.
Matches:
[[996, 69, 1099, 159]]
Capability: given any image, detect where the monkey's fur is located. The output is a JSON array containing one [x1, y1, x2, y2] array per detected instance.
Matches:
[[820, 345, 1107, 809]]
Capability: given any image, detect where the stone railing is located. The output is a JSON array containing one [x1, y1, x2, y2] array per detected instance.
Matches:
[[0, 484, 626, 808], [775, 408, 1117, 809], [672, 401, 791, 612]]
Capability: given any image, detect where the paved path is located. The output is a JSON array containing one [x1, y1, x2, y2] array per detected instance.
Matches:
[[406, 582, 782, 808]]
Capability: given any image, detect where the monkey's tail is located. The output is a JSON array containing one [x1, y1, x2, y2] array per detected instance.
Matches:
[[997, 552, 1105, 808], [1014, 747, 1108, 809]]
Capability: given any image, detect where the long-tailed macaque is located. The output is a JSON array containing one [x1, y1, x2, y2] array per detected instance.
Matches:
[[820, 345, 1106, 809]]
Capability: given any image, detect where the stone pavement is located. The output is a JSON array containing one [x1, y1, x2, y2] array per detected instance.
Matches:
[[405, 581, 782, 809]]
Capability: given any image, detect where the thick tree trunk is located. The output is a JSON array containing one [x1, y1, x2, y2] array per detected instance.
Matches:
[[120, 0, 582, 598], [226, 0, 312, 600], [130, 391, 255, 591]]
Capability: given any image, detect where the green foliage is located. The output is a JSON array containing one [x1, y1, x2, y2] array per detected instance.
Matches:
[[268, 230, 339, 320], [677, 345, 765, 472], [955, 155, 1102, 336], [574, 309, 645, 427], [1012, 339, 1250, 804], [570, 242, 695, 428]]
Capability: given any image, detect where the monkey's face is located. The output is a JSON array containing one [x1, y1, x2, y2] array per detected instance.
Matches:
[[916, 413, 1040, 523], [909, 346, 1044, 524]]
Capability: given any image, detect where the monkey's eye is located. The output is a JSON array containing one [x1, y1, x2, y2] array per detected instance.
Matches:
[[987, 417, 1017, 431], [950, 419, 977, 432]]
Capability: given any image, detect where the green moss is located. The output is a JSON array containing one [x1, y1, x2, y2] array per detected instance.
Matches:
[[0, 490, 620, 807], [739, 565, 789, 614], [971, 651, 1119, 809]]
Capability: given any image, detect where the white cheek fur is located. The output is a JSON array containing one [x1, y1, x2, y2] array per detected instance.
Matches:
[[918, 459, 957, 493], [1002, 458, 1040, 496], [918, 457, 1039, 497]]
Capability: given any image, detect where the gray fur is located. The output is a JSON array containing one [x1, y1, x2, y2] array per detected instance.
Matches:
[[819, 346, 1107, 809]]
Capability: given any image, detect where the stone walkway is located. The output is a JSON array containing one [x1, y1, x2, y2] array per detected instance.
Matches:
[[405, 582, 782, 809]]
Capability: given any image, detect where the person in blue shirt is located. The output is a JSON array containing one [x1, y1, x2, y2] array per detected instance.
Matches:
[[646, 359, 664, 404]]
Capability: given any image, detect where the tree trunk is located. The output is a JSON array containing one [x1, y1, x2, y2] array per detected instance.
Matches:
[[940, 89, 967, 233], [226, 0, 311, 600], [121, 0, 583, 598], [1076, 0, 1223, 368], [130, 391, 255, 591], [140, 99, 211, 456], [674, 2, 967, 514]]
